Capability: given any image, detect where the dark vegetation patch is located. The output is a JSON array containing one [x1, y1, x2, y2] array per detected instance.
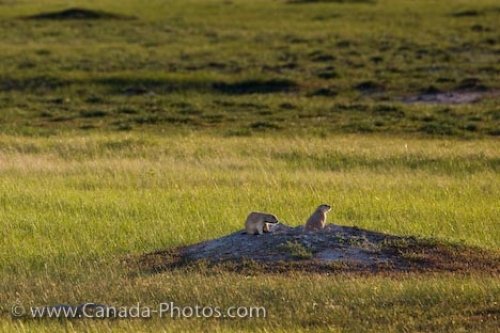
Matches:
[[316, 70, 338, 79], [341, 122, 376, 133], [453, 6, 500, 17], [421, 85, 442, 95], [49, 115, 76, 122], [223, 128, 253, 137], [116, 107, 140, 115], [0, 76, 209, 95], [21, 8, 135, 20], [176, 105, 203, 116], [451, 9, 481, 17], [79, 124, 96, 130], [202, 114, 225, 124], [463, 123, 479, 132], [249, 121, 282, 130], [0, 77, 290, 98], [370, 55, 384, 64], [2, 76, 250, 97], [79, 109, 108, 118], [132, 115, 161, 125], [336, 40, 353, 48], [213, 99, 269, 110], [213, 79, 298, 94], [262, 62, 299, 73], [279, 102, 296, 109], [313, 13, 342, 20], [456, 78, 488, 91], [330, 102, 407, 120], [95, 77, 211, 95], [288, 0, 376, 4], [372, 104, 405, 117], [333, 103, 370, 112], [489, 129, 500, 136], [418, 122, 459, 136], [138, 224, 500, 275], [0, 76, 67, 92], [354, 80, 385, 94], [114, 123, 133, 131], [85, 95, 103, 104], [122, 86, 150, 96], [309, 87, 338, 97], [275, 151, 499, 174], [308, 51, 336, 62], [471, 24, 490, 32], [128, 114, 201, 127]]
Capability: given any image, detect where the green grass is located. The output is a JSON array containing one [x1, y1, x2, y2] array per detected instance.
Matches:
[[0, 0, 499, 331], [0, 0, 498, 136], [2, 273, 500, 332], [279, 241, 314, 259]]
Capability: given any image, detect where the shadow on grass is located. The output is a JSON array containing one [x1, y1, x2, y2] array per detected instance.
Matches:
[[21, 8, 135, 20], [213, 79, 298, 94], [0, 75, 67, 91], [288, 0, 375, 4], [0, 76, 300, 95]]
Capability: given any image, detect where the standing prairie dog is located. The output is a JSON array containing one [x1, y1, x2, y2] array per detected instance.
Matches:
[[305, 204, 331, 231], [245, 212, 279, 235]]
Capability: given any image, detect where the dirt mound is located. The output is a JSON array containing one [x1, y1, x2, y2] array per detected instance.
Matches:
[[139, 224, 500, 274], [22, 8, 134, 20]]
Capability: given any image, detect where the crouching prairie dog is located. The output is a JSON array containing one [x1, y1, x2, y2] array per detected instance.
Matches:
[[304, 204, 331, 231], [245, 212, 279, 235]]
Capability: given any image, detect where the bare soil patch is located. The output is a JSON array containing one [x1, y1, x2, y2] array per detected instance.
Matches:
[[402, 90, 498, 104], [139, 224, 500, 275]]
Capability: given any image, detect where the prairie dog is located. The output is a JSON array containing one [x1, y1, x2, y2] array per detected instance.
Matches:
[[245, 212, 279, 235], [304, 204, 331, 231]]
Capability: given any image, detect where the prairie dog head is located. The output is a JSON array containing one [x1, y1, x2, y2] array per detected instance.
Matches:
[[263, 214, 279, 224], [316, 204, 331, 214]]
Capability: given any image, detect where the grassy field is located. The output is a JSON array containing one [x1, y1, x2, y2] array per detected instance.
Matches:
[[0, 134, 499, 332], [0, 0, 499, 332], [0, 0, 499, 136]]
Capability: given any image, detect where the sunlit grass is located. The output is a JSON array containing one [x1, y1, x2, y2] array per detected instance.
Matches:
[[1, 133, 498, 270], [0, 133, 498, 331], [1, 272, 499, 332]]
